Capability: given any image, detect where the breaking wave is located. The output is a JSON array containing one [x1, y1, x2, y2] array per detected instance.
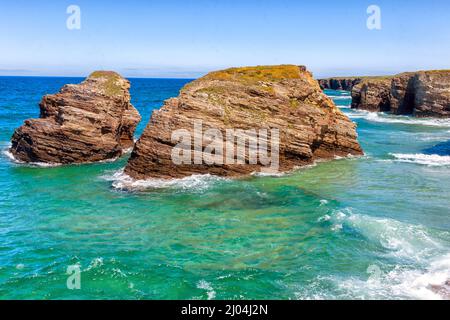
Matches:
[[315, 208, 450, 299], [390, 153, 450, 166], [348, 111, 450, 127], [102, 169, 228, 191], [331, 96, 352, 100], [2, 148, 61, 167]]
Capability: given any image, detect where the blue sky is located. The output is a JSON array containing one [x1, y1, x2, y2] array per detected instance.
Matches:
[[0, 0, 449, 78]]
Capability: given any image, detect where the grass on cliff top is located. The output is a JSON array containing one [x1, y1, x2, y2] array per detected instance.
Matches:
[[320, 69, 450, 81], [203, 65, 304, 83], [421, 69, 450, 75], [89, 71, 124, 96]]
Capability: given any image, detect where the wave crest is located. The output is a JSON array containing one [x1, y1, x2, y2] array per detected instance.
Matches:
[[348, 111, 450, 127], [102, 169, 228, 191], [390, 153, 450, 166]]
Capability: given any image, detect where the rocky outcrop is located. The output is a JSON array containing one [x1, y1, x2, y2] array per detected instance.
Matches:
[[318, 78, 362, 91], [10, 71, 141, 164], [351, 78, 392, 112], [351, 70, 450, 118], [124, 65, 363, 180], [390, 72, 416, 115], [413, 71, 450, 118]]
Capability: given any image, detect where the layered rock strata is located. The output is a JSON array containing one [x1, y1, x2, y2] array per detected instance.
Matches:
[[10, 71, 141, 163], [125, 65, 363, 179], [351, 71, 450, 118]]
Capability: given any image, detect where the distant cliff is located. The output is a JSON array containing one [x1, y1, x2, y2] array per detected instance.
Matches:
[[351, 71, 450, 118], [318, 78, 362, 91]]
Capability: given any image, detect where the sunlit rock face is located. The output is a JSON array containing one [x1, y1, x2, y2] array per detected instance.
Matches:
[[10, 71, 141, 164], [125, 65, 363, 180]]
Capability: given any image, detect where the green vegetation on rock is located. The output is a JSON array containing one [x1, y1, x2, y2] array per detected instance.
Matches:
[[203, 65, 303, 83], [89, 71, 125, 96]]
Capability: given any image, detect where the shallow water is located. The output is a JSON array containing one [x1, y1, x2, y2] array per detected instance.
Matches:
[[0, 79, 449, 300]]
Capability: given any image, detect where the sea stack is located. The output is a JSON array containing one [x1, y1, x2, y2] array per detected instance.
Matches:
[[10, 71, 141, 164], [124, 65, 363, 180]]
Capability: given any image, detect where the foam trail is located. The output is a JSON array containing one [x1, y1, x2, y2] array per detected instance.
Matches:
[[103, 169, 228, 191]]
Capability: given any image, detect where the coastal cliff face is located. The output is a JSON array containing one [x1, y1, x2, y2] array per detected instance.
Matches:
[[351, 78, 392, 112], [351, 70, 450, 118], [125, 65, 363, 180], [10, 71, 141, 163], [390, 72, 416, 115], [318, 78, 362, 91], [413, 71, 450, 117]]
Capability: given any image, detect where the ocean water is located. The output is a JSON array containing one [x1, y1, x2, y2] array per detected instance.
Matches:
[[0, 79, 449, 300]]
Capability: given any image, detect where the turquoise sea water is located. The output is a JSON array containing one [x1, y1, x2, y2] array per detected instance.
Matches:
[[0, 78, 449, 300]]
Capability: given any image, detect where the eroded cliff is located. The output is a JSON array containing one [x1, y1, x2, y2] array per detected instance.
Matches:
[[125, 65, 363, 180], [10, 71, 141, 163]]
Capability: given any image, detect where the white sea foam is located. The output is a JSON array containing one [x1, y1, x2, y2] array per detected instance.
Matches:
[[348, 110, 450, 127], [2, 143, 129, 167], [103, 169, 227, 191], [251, 171, 287, 177], [332, 253, 450, 300], [315, 208, 450, 299], [321, 208, 441, 261], [2, 149, 62, 167], [85, 257, 104, 271], [197, 280, 216, 300], [331, 96, 352, 100], [390, 153, 450, 166]]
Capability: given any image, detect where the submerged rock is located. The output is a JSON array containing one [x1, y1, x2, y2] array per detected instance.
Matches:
[[351, 70, 450, 118], [125, 65, 363, 180], [10, 71, 141, 164]]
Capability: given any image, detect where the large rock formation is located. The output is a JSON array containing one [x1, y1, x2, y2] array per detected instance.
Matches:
[[351, 78, 392, 112], [318, 78, 362, 91], [10, 71, 141, 163], [351, 70, 450, 118], [124, 65, 363, 180], [413, 71, 450, 118], [390, 72, 417, 115]]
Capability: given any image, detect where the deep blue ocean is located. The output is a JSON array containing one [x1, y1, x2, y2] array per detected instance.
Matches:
[[0, 77, 449, 299]]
